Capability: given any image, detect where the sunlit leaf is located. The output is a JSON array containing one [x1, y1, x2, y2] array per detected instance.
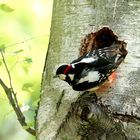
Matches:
[[22, 83, 34, 92], [23, 122, 34, 130], [22, 65, 29, 74], [0, 4, 14, 12], [21, 58, 32, 73], [23, 125, 30, 130], [23, 125, 31, 130], [32, 99, 40, 107], [0, 44, 6, 52], [24, 57, 32, 63], [14, 49, 24, 54]]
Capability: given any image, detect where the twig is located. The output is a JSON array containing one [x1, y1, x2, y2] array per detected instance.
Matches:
[[0, 50, 19, 108], [0, 50, 13, 90], [9, 55, 19, 71], [5, 34, 49, 49], [0, 50, 36, 136]]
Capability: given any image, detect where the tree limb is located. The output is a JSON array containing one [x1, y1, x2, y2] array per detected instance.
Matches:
[[0, 50, 36, 136]]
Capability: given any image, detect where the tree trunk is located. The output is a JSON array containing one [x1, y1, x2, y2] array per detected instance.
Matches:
[[36, 0, 140, 139]]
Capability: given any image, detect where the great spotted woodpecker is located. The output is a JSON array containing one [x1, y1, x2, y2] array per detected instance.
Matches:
[[55, 28, 127, 92]]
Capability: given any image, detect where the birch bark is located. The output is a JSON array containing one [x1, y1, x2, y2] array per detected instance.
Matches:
[[37, 0, 140, 139]]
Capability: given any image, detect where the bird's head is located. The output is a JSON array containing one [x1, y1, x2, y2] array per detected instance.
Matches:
[[55, 65, 68, 81], [55, 65, 72, 83]]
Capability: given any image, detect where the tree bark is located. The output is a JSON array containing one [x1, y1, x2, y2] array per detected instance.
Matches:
[[36, 0, 140, 139]]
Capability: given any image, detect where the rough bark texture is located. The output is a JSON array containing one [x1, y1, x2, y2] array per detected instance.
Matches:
[[37, 0, 140, 140]]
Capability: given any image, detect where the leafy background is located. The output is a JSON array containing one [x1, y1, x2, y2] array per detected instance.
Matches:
[[0, 0, 53, 140]]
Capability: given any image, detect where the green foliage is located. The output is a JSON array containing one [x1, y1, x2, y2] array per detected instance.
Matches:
[[0, 4, 14, 12], [21, 63, 32, 74], [22, 83, 34, 92], [0, 60, 2, 66], [32, 99, 40, 108], [0, 44, 6, 52], [0, 0, 53, 140], [14, 49, 24, 54], [23, 122, 34, 130], [24, 57, 33, 63]]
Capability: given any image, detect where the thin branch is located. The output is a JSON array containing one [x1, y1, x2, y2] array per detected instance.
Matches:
[[5, 34, 49, 49], [0, 50, 13, 90], [0, 50, 36, 136], [1, 50, 19, 107], [9, 55, 19, 71]]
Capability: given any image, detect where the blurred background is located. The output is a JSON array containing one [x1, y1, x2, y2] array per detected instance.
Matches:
[[0, 0, 53, 140]]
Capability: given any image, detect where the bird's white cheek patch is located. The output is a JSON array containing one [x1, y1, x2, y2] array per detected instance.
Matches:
[[68, 74, 75, 81], [77, 71, 100, 84], [59, 74, 66, 80]]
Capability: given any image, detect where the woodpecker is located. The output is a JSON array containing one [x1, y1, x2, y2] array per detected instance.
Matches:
[[55, 28, 127, 92], [55, 43, 127, 91]]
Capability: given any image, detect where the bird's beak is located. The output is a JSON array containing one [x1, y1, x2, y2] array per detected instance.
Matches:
[[53, 75, 58, 78]]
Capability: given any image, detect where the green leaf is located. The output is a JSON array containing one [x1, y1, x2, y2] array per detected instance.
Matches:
[[14, 49, 24, 54], [32, 99, 40, 107], [22, 83, 34, 92], [24, 57, 32, 63], [22, 65, 29, 74], [23, 122, 34, 130], [23, 125, 30, 130], [0, 44, 6, 52], [0, 4, 14, 12]]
